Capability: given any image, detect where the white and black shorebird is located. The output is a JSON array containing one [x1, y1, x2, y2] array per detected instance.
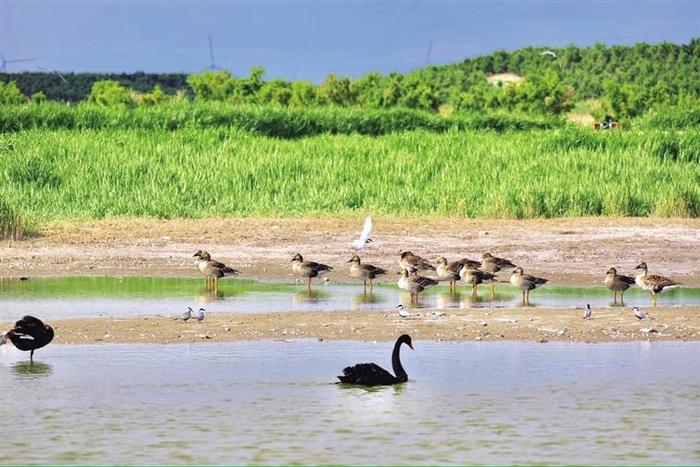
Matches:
[[633, 307, 651, 320], [193, 308, 205, 322], [174, 307, 193, 321], [397, 304, 410, 318], [583, 304, 592, 319], [351, 216, 373, 251]]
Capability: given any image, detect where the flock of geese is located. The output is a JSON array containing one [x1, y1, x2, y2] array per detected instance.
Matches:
[[194, 248, 680, 307]]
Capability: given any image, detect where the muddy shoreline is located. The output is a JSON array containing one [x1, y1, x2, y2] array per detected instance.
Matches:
[[1, 217, 699, 286], [3, 306, 699, 345]]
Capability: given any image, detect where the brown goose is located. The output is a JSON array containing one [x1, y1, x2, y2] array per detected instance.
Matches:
[[459, 264, 498, 299], [193, 250, 239, 289], [480, 252, 516, 274], [634, 262, 679, 306], [510, 266, 549, 305], [399, 251, 435, 274], [348, 255, 387, 292], [398, 269, 438, 304], [292, 253, 333, 293], [604, 267, 636, 305], [436, 257, 481, 292]]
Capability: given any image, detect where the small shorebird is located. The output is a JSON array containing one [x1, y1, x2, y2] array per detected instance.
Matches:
[[193, 308, 205, 322], [583, 304, 592, 319], [174, 307, 193, 321], [396, 304, 410, 318], [633, 306, 650, 320], [510, 266, 549, 305], [459, 264, 498, 299], [348, 255, 387, 293], [398, 269, 438, 304], [436, 257, 480, 293], [193, 250, 239, 289], [399, 251, 435, 274], [292, 253, 333, 293], [0, 315, 54, 364], [634, 262, 679, 307], [351, 216, 373, 251], [604, 267, 636, 305]]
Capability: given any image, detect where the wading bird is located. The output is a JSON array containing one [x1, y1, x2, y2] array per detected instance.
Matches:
[[510, 266, 549, 305], [348, 255, 387, 293], [193, 250, 239, 290], [337, 334, 413, 386], [436, 257, 480, 293], [634, 262, 679, 306], [398, 269, 438, 304], [292, 253, 333, 293], [460, 264, 498, 299], [0, 315, 54, 364], [604, 267, 636, 305], [351, 216, 373, 251]]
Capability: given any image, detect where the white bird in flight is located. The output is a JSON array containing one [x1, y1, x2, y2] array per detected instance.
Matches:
[[397, 304, 410, 318], [583, 304, 592, 319], [633, 307, 650, 320], [351, 216, 373, 250], [541, 50, 558, 59]]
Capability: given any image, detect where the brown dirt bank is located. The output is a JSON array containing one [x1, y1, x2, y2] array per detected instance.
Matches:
[[1, 217, 698, 286], [4, 306, 699, 345]]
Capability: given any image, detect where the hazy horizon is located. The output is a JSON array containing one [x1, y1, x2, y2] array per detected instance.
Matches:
[[2, 1, 698, 81]]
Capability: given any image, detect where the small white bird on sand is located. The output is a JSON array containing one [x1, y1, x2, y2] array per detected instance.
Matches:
[[583, 304, 592, 319], [194, 308, 205, 322], [397, 304, 410, 318], [174, 307, 193, 321], [351, 216, 373, 251], [633, 307, 650, 320]]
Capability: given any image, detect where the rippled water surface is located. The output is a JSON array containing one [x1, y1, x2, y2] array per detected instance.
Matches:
[[1, 340, 699, 464], [2, 276, 698, 321]]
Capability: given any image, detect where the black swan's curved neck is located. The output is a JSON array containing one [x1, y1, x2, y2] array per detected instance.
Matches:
[[391, 338, 408, 382]]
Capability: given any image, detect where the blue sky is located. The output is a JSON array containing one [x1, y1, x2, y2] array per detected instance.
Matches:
[[1, 1, 698, 81]]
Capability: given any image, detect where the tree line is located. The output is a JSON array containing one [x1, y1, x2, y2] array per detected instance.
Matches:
[[1, 40, 698, 118]]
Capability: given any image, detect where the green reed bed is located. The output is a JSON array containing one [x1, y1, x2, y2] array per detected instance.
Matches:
[[0, 102, 559, 136], [1, 127, 698, 220]]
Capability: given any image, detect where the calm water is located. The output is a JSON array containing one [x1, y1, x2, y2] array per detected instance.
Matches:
[[1, 277, 698, 321], [1, 340, 699, 464]]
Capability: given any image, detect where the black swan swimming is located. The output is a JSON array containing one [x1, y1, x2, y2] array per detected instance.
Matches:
[[0, 315, 54, 364], [338, 334, 413, 386]]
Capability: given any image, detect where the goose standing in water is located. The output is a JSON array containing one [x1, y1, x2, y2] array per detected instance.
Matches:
[[193, 250, 239, 290], [348, 255, 387, 293], [436, 257, 480, 293], [0, 315, 54, 364], [399, 251, 435, 274], [460, 265, 498, 299], [292, 253, 333, 293], [634, 262, 679, 306], [604, 267, 636, 305], [337, 334, 413, 386], [480, 252, 516, 297], [398, 269, 438, 304], [510, 266, 549, 305]]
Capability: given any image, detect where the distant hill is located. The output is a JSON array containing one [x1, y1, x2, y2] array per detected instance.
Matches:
[[1, 40, 698, 116]]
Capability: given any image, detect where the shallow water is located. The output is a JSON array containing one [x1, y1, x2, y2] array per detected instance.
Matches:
[[1, 340, 699, 464], [1, 276, 698, 321]]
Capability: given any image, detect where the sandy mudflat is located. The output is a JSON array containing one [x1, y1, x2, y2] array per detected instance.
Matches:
[[1, 216, 699, 286], [3, 306, 696, 345]]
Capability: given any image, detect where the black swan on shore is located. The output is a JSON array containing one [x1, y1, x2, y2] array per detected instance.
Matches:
[[0, 315, 54, 364], [338, 334, 413, 386]]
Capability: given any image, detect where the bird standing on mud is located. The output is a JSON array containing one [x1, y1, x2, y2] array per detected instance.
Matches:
[[583, 304, 592, 319], [0, 315, 54, 364]]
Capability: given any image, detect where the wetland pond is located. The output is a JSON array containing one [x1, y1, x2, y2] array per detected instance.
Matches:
[[1, 340, 699, 464], [1, 276, 699, 321]]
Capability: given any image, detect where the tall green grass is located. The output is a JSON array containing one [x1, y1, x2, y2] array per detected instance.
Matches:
[[1, 127, 698, 219], [0, 102, 560, 136]]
